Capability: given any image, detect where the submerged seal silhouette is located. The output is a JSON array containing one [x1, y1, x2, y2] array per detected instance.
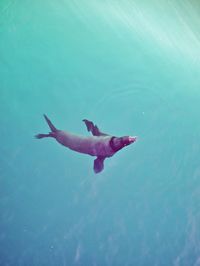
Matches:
[[35, 115, 137, 173]]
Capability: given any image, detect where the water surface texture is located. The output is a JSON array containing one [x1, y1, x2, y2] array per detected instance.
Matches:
[[1, 1, 200, 265]]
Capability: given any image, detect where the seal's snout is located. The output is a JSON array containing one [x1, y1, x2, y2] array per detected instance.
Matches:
[[128, 136, 137, 143], [121, 136, 137, 147]]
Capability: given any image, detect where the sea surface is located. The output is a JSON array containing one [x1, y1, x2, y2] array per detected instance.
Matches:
[[1, 1, 200, 265]]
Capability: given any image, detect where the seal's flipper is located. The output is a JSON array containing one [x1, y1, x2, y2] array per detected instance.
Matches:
[[35, 132, 55, 139], [93, 157, 105, 174], [44, 114, 57, 132], [35, 133, 50, 139], [83, 119, 108, 136]]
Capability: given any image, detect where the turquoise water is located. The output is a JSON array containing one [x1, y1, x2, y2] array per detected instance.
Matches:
[[1, 1, 200, 265]]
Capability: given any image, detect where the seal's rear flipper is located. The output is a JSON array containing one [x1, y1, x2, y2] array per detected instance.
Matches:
[[83, 119, 108, 136], [93, 157, 105, 174], [44, 114, 57, 132], [35, 133, 50, 139], [35, 132, 55, 139]]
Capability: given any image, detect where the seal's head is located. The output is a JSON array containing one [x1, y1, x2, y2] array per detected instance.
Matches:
[[110, 136, 137, 153]]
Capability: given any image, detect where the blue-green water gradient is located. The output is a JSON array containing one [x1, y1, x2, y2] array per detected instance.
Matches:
[[1, 1, 200, 265]]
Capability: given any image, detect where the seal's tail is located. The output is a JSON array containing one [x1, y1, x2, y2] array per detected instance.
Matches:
[[35, 133, 50, 139], [43, 114, 58, 132]]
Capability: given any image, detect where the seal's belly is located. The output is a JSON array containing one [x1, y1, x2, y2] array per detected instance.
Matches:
[[56, 131, 114, 157]]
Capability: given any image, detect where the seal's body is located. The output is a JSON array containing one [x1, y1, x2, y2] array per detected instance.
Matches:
[[35, 115, 137, 173], [56, 131, 114, 157]]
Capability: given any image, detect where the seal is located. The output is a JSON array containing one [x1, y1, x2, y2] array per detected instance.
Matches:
[[35, 115, 137, 173]]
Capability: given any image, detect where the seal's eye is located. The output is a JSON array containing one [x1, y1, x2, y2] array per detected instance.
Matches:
[[120, 138, 125, 146], [121, 139, 128, 147]]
